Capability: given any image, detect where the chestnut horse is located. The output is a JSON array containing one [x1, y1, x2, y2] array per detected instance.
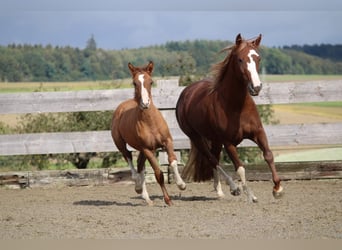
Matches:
[[176, 34, 284, 202], [111, 61, 186, 206]]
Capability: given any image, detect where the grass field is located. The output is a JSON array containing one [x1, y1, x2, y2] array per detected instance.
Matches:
[[1, 74, 342, 93], [0, 79, 132, 93]]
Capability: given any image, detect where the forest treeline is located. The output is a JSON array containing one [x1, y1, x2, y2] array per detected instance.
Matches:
[[1, 37, 342, 82]]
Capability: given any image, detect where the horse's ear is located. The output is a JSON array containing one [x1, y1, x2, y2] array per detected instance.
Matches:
[[128, 62, 136, 76], [145, 61, 154, 75], [253, 34, 262, 47], [235, 33, 243, 45]]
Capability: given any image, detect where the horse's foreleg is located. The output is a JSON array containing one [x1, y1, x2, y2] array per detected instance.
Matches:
[[164, 139, 186, 190], [144, 149, 172, 206], [224, 144, 257, 202], [136, 152, 153, 205], [254, 128, 284, 198], [237, 166, 258, 202]]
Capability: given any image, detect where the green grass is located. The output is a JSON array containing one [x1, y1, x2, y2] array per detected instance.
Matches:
[[1, 75, 342, 93], [0, 79, 132, 93]]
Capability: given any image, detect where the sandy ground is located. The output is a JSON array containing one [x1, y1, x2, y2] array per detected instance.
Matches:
[[0, 179, 341, 239]]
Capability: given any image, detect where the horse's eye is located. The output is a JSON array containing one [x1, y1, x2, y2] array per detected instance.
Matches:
[[239, 58, 243, 63]]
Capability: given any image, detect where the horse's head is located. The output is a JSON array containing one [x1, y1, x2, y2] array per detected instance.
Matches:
[[128, 61, 154, 109], [233, 33, 263, 96]]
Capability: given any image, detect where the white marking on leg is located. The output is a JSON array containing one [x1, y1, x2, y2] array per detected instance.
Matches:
[[237, 166, 246, 185], [247, 49, 261, 88], [140, 175, 153, 205], [237, 166, 258, 202], [213, 168, 225, 198], [138, 74, 150, 107], [170, 160, 186, 190]]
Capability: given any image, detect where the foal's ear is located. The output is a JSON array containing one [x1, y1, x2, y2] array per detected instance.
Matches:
[[145, 61, 154, 75], [235, 33, 243, 46], [128, 62, 136, 76], [252, 34, 262, 47]]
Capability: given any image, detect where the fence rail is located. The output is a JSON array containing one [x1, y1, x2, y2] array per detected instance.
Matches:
[[0, 79, 342, 156]]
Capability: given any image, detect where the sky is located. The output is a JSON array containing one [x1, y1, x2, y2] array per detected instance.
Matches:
[[0, 0, 341, 50]]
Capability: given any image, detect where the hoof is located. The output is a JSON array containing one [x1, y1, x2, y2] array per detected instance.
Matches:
[[230, 188, 241, 196], [177, 182, 186, 191], [272, 186, 284, 199], [146, 200, 154, 206], [217, 191, 225, 199], [165, 199, 173, 206], [135, 187, 143, 194]]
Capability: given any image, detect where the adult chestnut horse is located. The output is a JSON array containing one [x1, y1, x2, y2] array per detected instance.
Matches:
[[176, 34, 284, 202], [111, 61, 186, 206]]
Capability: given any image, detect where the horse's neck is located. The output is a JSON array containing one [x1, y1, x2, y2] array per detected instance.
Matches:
[[217, 67, 248, 108]]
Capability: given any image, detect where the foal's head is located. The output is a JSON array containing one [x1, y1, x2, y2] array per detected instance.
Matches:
[[232, 33, 263, 96], [128, 61, 154, 109]]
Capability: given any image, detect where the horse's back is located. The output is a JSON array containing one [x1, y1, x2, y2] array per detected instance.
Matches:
[[176, 80, 214, 133]]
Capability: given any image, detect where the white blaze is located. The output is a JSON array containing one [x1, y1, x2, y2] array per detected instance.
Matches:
[[138, 74, 150, 107], [247, 49, 262, 88]]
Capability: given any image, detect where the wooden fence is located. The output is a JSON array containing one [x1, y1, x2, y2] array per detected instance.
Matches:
[[1, 79, 342, 185], [1, 79, 341, 156]]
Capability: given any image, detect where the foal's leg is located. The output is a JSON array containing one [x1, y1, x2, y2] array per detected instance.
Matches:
[[254, 128, 284, 198], [136, 152, 153, 205], [113, 135, 138, 179], [225, 144, 257, 203], [164, 138, 186, 190], [143, 149, 172, 206]]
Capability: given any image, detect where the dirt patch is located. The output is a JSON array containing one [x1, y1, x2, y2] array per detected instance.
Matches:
[[1, 179, 341, 239]]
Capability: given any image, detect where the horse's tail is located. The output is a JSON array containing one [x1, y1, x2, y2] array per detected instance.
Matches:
[[181, 140, 214, 182]]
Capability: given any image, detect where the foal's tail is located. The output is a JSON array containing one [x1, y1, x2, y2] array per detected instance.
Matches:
[[181, 141, 214, 182]]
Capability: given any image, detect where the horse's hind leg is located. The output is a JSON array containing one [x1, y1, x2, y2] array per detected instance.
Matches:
[[164, 138, 186, 190], [224, 144, 257, 203], [211, 142, 225, 198], [136, 152, 153, 205], [143, 149, 172, 206], [190, 136, 239, 196]]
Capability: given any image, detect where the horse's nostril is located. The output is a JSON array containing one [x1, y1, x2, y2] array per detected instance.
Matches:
[[140, 100, 150, 109], [248, 83, 262, 96]]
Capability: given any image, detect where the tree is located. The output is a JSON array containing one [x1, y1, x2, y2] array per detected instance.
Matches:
[[86, 34, 97, 51]]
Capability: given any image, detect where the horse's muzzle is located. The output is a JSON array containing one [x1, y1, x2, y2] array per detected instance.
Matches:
[[248, 82, 262, 96], [140, 101, 150, 110]]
